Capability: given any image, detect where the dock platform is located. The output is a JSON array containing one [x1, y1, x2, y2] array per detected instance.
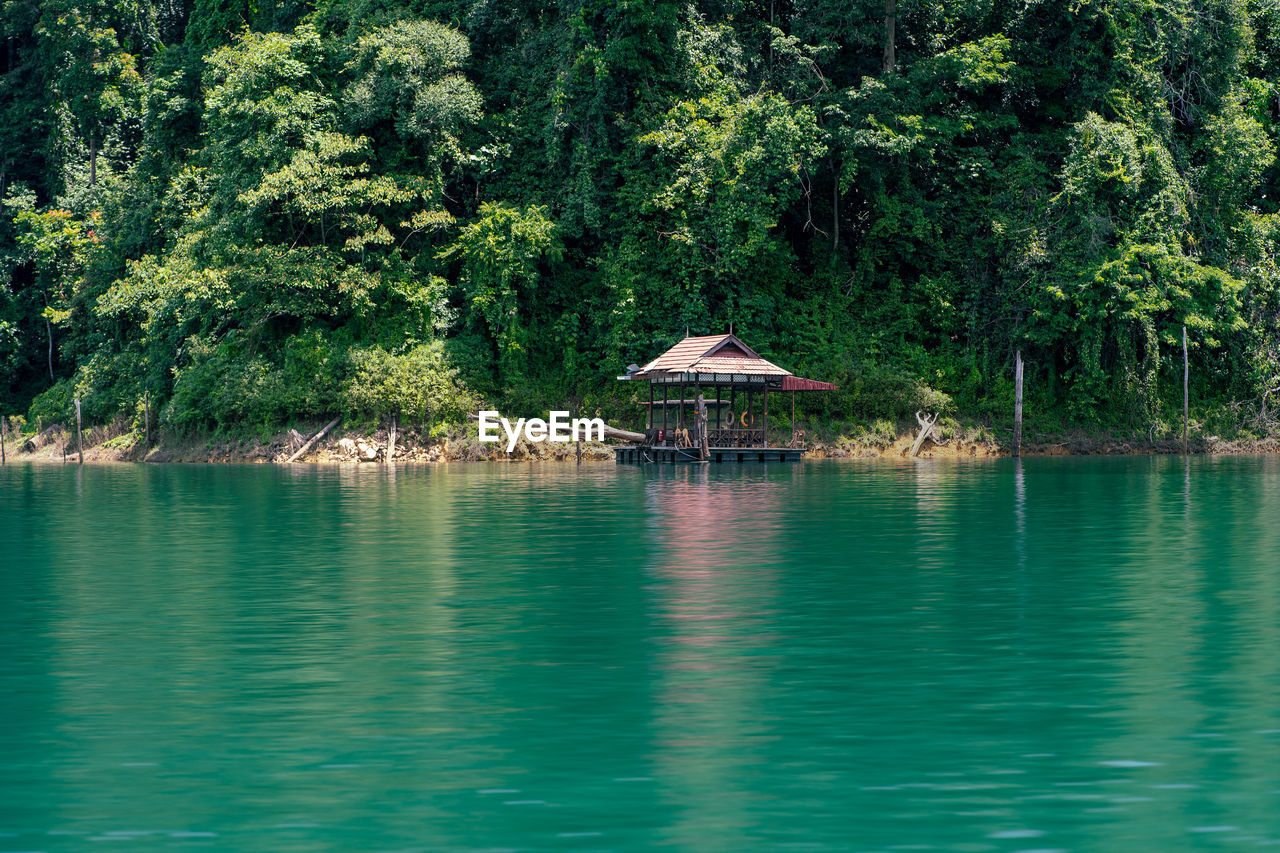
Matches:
[[614, 445, 806, 464]]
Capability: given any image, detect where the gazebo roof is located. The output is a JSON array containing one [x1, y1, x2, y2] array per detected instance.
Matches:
[[621, 334, 837, 390], [639, 334, 787, 377]]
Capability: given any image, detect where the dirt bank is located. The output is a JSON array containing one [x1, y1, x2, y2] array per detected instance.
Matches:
[[4, 418, 1277, 466]]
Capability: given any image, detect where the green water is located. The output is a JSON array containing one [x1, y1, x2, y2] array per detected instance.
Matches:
[[3, 457, 1280, 851]]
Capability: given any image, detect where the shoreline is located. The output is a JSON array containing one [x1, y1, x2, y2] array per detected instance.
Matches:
[[3, 422, 1276, 465]]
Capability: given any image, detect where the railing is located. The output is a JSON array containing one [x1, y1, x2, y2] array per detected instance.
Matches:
[[707, 428, 765, 447]]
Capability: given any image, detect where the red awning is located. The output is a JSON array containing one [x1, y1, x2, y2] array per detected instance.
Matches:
[[780, 376, 838, 391]]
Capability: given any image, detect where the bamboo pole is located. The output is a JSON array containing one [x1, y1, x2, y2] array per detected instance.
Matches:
[[1013, 349, 1024, 458], [1183, 325, 1189, 455], [285, 416, 342, 463], [75, 395, 84, 465]]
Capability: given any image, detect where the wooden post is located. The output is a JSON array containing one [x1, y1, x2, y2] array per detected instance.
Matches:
[[75, 395, 84, 465], [662, 383, 668, 438], [696, 393, 709, 461], [647, 382, 653, 430], [387, 414, 397, 464], [729, 387, 736, 440], [1183, 325, 1189, 455], [678, 380, 685, 430], [763, 388, 769, 447], [144, 390, 151, 447], [1, 415, 6, 466], [1013, 349, 1024, 458], [791, 391, 796, 445]]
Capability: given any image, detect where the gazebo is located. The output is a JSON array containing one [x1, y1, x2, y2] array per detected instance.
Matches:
[[614, 333, 837, 463]]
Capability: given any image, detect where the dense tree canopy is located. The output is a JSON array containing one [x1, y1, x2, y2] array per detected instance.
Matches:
[[4, 0, 1280, 439]]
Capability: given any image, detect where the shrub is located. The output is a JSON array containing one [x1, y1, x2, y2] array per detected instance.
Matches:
[[27, 378, 75, 427], [343, 341, 478, 426]]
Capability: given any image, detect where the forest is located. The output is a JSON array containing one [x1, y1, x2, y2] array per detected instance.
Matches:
[[3, 0, 1280, 446]]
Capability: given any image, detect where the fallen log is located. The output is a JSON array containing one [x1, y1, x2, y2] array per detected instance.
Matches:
[[602, 423, 646, 443], [285, 416, 342, 463], [22, 423, 64, 453]]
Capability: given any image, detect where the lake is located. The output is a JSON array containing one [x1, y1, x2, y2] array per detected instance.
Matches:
[[3, 457, 1280, 851]]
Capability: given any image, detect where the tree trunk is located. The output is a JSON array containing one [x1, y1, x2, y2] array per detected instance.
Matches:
[[285, 416, 342, 463], [909, 411, 938, 458], [883, 0, 896, 73], [22, 423, 63, 453], [387, 415, 397, 464], [1183, 325, 1189, 455], [75, 395, 84, 465], [45, 315, 53, 381], [1013, 350, 1024, 458], [89, 137, 97, 187], [832, 160, 840, 252]]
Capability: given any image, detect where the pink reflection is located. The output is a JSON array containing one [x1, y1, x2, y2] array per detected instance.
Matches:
[[646, 468, 783, 659], [647, 468, 785, 833]]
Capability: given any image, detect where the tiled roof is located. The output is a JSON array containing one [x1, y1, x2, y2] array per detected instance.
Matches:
[[640, 334, 734, 372], [638, 334, 792, 377], [695, 356, 789, 375]]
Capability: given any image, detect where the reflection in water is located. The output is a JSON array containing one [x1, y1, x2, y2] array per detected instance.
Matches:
[[4, 458, 1280, 850], [644, 466, 784, 848]]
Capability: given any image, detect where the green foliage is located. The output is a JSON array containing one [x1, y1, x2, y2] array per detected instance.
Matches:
[[440, 202, 561, 389], [27, 377, 74, 426], [6, 0, 1280, 443], [343, 340, 477, 424]]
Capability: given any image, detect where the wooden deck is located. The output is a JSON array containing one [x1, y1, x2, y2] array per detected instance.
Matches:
[[614, 445, 807, 464]]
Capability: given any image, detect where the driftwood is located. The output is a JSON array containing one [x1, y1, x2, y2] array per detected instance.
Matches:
[[22, 423, 64, 453], [285, 416, 342, 463], [909, 410, 940, 458]]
